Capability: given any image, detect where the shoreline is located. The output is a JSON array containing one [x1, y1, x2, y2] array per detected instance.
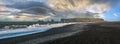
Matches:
[[0, 22, 120, 44], [0, 24, 81, 44]]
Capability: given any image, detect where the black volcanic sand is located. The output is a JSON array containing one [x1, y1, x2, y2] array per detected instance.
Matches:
[[1, 22, 120, 44], [43, 22, 120, 44]]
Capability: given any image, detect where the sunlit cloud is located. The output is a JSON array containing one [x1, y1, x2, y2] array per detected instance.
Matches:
[[7, 15, 16, 19], [47, 0, 113, 19], [15, 15, 52, 21], [47, 0, 91, 11], [7, 13, 53, 21]]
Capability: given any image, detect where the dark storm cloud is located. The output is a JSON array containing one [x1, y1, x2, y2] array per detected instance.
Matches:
[[6, 1, 47, 9], [1, 0, 53, 21], [4, 1, 51, 15], [21, 7, 49, 15]]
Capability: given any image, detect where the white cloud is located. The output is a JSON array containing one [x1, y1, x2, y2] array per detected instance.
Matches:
[[113, 13, 120, 17], [0, 0, 4, 5], [86, 3, 111, 14]]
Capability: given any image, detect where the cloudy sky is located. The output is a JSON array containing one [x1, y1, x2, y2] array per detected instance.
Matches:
[[0, 0, 120, 21]]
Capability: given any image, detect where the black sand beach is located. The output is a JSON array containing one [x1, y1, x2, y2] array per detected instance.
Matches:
[[0, 22, 120, 44], [44, 22, 120, 44]]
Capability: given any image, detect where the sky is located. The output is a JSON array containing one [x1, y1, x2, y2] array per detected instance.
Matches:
[[103, 3, 120, 21], [0, 0, 120, 21]]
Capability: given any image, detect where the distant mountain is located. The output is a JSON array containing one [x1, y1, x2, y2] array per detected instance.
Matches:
[[61, 18, 104, 22]]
